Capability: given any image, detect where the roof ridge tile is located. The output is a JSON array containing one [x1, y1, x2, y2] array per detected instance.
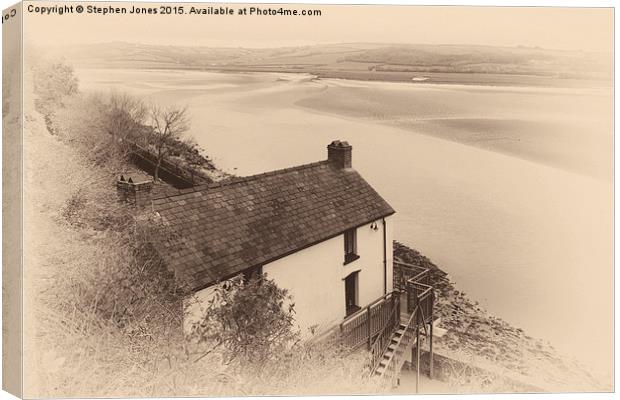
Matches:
[[156, 160, 332, 201]]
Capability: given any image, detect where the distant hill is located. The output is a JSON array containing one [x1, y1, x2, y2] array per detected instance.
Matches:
[[340, 44, 611, 79], [47, 42, 612, 81]]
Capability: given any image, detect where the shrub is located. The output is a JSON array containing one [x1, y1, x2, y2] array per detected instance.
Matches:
[[191, 274, 298, 365], [32, 59, 79, 132]]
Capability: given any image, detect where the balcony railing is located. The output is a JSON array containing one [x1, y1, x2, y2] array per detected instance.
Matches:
[[394, 261, 431, 290], [375, 261, 435, 390], [340, 291, 400, 351], [339, 261, 435, 391], [394, 261, 434, 324]]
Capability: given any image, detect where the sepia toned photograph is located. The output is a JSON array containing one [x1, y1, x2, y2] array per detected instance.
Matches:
[[2, 1, 614, 397]]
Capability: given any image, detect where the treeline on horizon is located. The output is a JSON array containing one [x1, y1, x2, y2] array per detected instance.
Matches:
[[48, 42, 612, 81]]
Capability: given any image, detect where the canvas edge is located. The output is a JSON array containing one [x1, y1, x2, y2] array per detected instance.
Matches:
[[3, 2, 24, 398]]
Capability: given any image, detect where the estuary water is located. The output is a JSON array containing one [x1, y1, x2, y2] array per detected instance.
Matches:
[[76, 68, 613, 380]]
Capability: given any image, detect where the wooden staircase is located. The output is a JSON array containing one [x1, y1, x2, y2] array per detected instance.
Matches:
[[374, 316, 437, 390], [374, 323, 414, 378], [339, 262, 435, 392], [371, 261, 436, 391]]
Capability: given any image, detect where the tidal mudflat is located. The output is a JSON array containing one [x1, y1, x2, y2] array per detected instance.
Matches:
[[76, 68, 613, 385]]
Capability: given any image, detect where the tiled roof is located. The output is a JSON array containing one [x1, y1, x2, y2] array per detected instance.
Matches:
[[150, 181, 185, 198], [151, 161, 395, 291]]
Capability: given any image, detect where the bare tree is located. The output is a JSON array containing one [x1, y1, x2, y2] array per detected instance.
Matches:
[[106, 92, 148, 145], [182, 138, 206, 185], [148, 105, 191, 182], [92, 91, 149, 162]]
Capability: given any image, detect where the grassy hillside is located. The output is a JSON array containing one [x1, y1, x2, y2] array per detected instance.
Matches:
[[22, 63, 378, 397], [48, 42, 612, 82], [342, 44, 610, 79]]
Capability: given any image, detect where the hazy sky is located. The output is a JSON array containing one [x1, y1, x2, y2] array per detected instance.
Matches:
[[21, 2, 613, 52]]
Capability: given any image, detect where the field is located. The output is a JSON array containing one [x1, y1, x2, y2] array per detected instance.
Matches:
[[52, 41, 612, 84]]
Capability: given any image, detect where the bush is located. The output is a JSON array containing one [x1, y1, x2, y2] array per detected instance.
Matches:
[[32, 59, 79, 132], [51, 94, 132, 169], [27, 57, 378, 397], [56, 202, 186, 336], [191, 274, 298, 364]]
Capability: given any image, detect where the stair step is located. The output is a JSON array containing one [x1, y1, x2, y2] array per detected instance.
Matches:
[[433, 326, 448, 338], [388, 343, 397, 351]]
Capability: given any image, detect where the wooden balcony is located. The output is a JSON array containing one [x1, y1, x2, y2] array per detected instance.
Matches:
[[338, 261, 436, 391], [339, 291, 401, 351], [375, 261, 436, 390], [394, 261, 434, 324]]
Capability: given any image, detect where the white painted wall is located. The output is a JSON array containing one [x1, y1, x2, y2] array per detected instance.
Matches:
[[264, 216, 394, 337], [183, 216, 394, 337], [183, 284, 217, 334]]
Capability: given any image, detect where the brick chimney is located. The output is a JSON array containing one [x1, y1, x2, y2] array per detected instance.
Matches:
[[116, 175, 154, 207], [327, 140, 352, 169]]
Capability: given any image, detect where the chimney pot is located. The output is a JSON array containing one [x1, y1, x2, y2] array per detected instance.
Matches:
[[116, 176, 153, 207], [327, 140, 352, 169]]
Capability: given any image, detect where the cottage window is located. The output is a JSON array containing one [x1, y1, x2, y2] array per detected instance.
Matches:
[[242, 265, 263, 283], [344, 271, 360, 316], [344, 228, 359, 265]]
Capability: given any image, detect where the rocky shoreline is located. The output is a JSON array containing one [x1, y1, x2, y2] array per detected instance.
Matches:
[[393, 241, 604, 392], [123, 137, 605, 392]]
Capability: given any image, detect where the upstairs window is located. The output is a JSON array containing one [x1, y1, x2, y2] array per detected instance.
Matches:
[[344, 228, 359, 265], [242, 265, 263, 283]]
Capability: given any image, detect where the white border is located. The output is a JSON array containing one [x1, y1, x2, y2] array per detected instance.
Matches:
[[0, 1, 616, 400]]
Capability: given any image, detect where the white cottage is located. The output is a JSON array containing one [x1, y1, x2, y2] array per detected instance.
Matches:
[[151, 141, 396, 336]]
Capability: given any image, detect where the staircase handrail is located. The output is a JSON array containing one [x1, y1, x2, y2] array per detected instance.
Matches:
[[378, 305, 419, 385], [369, 293, 401, 372], [367, 263, 436, 388], [376, 270, 435, 383], [407, 278, 434, 327], [394, 261, 429, 284]]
